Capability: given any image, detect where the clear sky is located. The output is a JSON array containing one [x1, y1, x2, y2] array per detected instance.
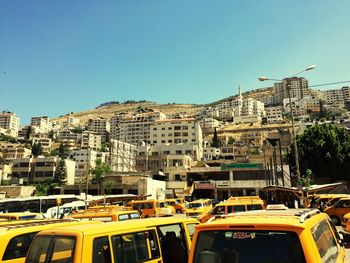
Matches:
[[1, 1, 350, 125]]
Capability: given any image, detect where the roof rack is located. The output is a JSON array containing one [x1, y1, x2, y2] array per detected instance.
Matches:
[[297, 209, 320, 223], [0, 219, 76, 231]]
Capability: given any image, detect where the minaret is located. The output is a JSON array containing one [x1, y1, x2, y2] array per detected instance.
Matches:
[[237, 85, 242, 116]]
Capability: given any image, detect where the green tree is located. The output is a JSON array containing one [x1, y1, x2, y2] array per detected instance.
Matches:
[[90, 159, 110, 195], [54, 159, 67, 186], [227, 136, 235, 145], [212, 128, 220, 148], [58, 143, 69, 159], [31, 142, 43, 157], [34, 179, 58, 196], [286, 124, 350, 181]]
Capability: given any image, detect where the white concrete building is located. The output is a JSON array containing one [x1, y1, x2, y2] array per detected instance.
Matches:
[[32, 137, 52, 154], [0, 111, 20, 138], [233, 115, 261, 124], [265, 106, 284, 123], [31, 116, 52, 134], [69, 149, 107, 179], [199, 118, 220, 131], [273, 77, 309, 105], [150, 118, 203, 147], [87, 118, 110, 143], [326, 86, 350, 109], [109, 139, 137, 172], [81, 131, 101, 150], [11, 157, 76, 185], [110, 111, 166, 145]]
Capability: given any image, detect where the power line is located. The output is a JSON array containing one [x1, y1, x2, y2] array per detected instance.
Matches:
[[310, 80, 350, 88]]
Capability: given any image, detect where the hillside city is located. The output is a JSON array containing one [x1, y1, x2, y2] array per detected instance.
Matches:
[[1, 77, 350, 200]]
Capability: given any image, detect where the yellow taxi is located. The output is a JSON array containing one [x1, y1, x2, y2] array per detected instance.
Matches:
[[198, 198, 265, 223], [189, 205, 348, 263], [324, 197, 350, 225], [0, 219, 99, 263], [25, 216, 199, 263], [164, 198, 187, 213], [186, 199, 212, 218], [66, 208, 140, 222], [0, 212, 44, 222], [159, 201, 176, 215]]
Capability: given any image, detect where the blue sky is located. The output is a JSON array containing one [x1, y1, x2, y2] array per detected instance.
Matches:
[[1, 1, 350, 125]]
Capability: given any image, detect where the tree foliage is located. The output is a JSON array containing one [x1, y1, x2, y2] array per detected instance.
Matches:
[[90, 159, 110, 194], [58, 143, 69, 159], [31, 142, 43, 157], [54, 160, 67, 186], [212, 128, 220, 148], [286, 124, 350, 181]]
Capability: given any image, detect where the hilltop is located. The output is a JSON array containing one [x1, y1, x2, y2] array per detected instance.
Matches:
[[52, 86, 325, 125]]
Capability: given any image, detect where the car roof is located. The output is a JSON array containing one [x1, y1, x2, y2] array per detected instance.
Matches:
[[37, 216, 199, 237], [198, 209, 328, 231]]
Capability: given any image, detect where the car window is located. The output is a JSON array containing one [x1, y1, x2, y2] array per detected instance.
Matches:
[[3, 232, 38, 260], [193, 230, 305, 263], [112, 232, 150, 263], [93, 236, 112, 263], [311, 219, 338, 262]]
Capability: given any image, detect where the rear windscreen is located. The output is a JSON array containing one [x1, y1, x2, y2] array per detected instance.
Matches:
[[193, 230, 305, 263]]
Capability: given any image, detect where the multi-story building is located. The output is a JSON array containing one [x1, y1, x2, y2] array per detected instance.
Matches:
[[150, 118, 202, 147], [110, 111, 166, 145], [272, 77, 310, 105], [87, 118, 110, 143], [0, 142, 31, 160], [233, 115, 262, 124], [199, 118, 220, 132], [32, 137, 52, 154], [31, 116, 52, 134], [69, 149, 107, 180], [80, 131, 101, 150], [108, 139, 137, 172], [326, 86, 350, 109], [0, 111, 20, 138], [11, 156, 75, 185], [265, 106, 284, 123]]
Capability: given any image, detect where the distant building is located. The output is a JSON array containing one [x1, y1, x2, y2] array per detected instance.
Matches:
[[110, 111, 166, 145], [32, 137, 52, 154], [11, 156, 75, 185], [31, 116, 52, 134], [0, 111, 20, 138], [80, 131, 101, 151], [265, 106, 284, 123], [109, 139, 137, 172], [326, 86, 350, 109], [87, 118, 110, 143]]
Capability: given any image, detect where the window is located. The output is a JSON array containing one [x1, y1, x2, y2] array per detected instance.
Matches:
[[227, 205, 245, 213], [311, 219, 339, 262], [112, 231, 155, 263], [93, 236, 112, 263], [50, 236, 76, 262], [3, 232, 38, 260], [193, 230, 305, 263]]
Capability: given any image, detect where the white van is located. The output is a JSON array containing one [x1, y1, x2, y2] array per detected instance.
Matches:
[[44, 200, 86, 218]]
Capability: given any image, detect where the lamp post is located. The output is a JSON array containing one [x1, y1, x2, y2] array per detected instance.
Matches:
[[258, 65, 316, 183]]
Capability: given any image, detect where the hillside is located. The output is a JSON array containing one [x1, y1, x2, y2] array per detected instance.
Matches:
[[53, 102, 205, 125], [52, 86, 297, 126]]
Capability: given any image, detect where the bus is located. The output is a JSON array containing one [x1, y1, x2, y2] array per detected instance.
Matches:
[[0, 195, 79, 214]]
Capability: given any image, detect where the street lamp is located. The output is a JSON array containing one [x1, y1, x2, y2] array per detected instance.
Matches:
[[258, 65, 316, 183]]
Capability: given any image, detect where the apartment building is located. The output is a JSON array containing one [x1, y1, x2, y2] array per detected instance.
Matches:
[[272, 77, 309, 105], [265, 106, 284, 123], [80, 131, 101, 150], [0, 143, 31, 160], [110, 111, 166, 145], [108, 139, 137, 172], [199, 118, 220, 131], [136, 142, 203, 172], [150, 118, 202, 147], [326, 86, 350, 109], [11, 156, 75, 185], [69, 149, 107, 180], [87, 118, 110, 143], [0, 111, 20, 138], [32, 137, 52, 154], [31, 116, 52, 134]]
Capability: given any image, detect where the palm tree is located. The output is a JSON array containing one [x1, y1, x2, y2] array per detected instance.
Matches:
[[90, 159, 110, 195]]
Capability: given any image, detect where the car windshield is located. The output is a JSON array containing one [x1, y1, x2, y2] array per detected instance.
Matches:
[[189, 203, 203, 208], [193, 230, 305, 263]]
